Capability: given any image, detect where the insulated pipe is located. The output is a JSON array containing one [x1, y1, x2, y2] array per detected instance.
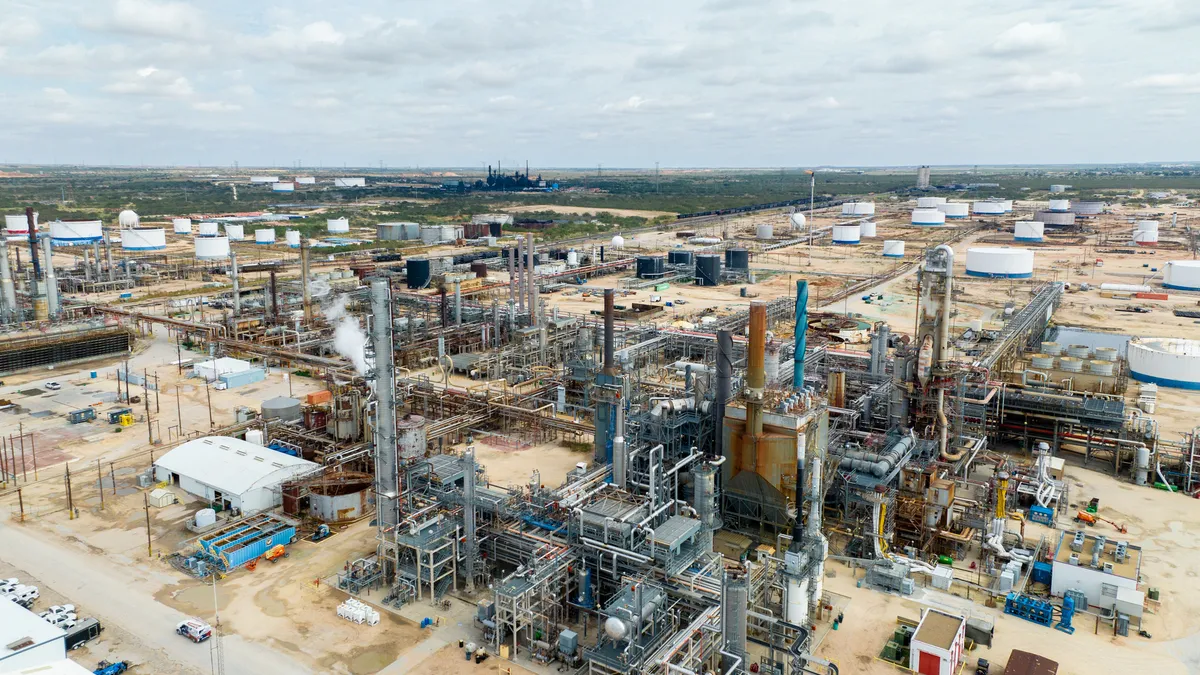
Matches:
[[463, 447, 477, 592], [613, 403, 627, 489], [42, 234, 58, 319], [229, 250, 241, 317], [105, 234, 115, 282], [370, 277, 400, 547], [0, 238, 16, 323], [603, 288, 616, 374], [793, 280, 808, 390]]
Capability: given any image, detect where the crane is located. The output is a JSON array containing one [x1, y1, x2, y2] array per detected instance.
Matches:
[[1075, 510, 1127, 534]]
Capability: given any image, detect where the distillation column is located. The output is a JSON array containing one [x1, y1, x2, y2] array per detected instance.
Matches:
[[371, 278, 400, 578]]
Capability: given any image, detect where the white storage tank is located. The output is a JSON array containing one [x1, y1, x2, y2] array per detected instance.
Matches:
[[972, 201, 1005, 216], [250, 176, 279, 183], [911, 209, 946, 226], [285, 230, 301, 248], [173, 218, 192, 234], [916, 197, 946, 208], [245, 429, 265, 445], [195, 508, 217, 529], [938, 202, 969, 219], [1089, 360, 1115, 376], [859, 221, 877, 237], [1134, 228, 1159, 246], [420, 226, 441, 244], [440, 224, 460, 242], [4, 212, 35, 235], [334, 177, 366, 188], [1073, 201, 1104, 215], [1095, 347, 1119, 362], [121, 228, 166, 251], [1048, 199, 1071, 213], [1066, 344, 1092, 358], [327, 217, 350, 234], [567, 250, 579, 266], [195, 236, 231, 260], [789, 212, 806, 229], [1136, 220, 1159, 233], [965, 247, 1034, 278], [841, 202, 876, 216], [118, 209, 140, 227], [611, 235, 625, 248], [1041, 341, 1063, 356], [272, 182, 295, 192], [1014, 221, 1045, 242], [198, 221, 220, 236], [224, 224, 245, 240], [1127, 338, 1200, 389], [1035, 210, 1076, 227], [255, 228, 276, 245], [756, 223, 774, 240], [832, 224, 861, 245], [49, 220, 103, 245], [295, 176, 316, 185], [1164, 260, 1200, 290], [1058, 356, 1083, 372], [1030, 354, 1056, 369], [882, 240, 905, 258]]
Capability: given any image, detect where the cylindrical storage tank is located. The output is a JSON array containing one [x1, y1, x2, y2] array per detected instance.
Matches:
[[255, 228, 276, 245], [310, 472, 372, 522], [841, 202, 876, 216], [832, 224, 861, 245], [882, 240, 905, 258], [397, 415, 428, 460], [296, 176, 315, 185], [246, 429, 265, 445], [1035, 210, 1075, 227], [756, 223, 774, 240], [4, 212, 35, 235], [470, 261, 488, 278], [198, 221, 220, 236], [636, 255, 666, 278], [1030, 354, 1056, 369], [1073, 201, 1104, 215], [1164, 260, 1200, 290], [403, 223, 421, 240], [377, 223, 405, 241], [195, 508, 217, 529], [916, 197, 946, 208], [1134, 229, 1159, 246], [262, 396, 302, 422], [1058, 356, 1083, 372], [1041, 341, 1063, 356], [938, 202, 970, 219], [1136, 220, 1159, 233], [1089, 360, 1115, 376], [488, 222, 502, 238], [223, 224, 244, 240], [1095, 346, 1118, 362], [998, 199, 1014, 212], [1127, 338, 1200, 389], [1014, 221, 1045, 242], [50, 220, 103, 245], [695, 254, 721, 286], [859, 221, 877, 237], [285, 230, 301, 248], [194, 236, 230, 260], [272, 182, 295, 192], [1066, 344, 1092, 358], [668, 249, 694, 265], [566, 250, 579, 266], [440, 225, 459, 242], [789, 212, 806, 229], [173, 218, 192, 234], [406, 258, 432, 289], [419, 226, 440, 244], [327, 218, 350, 233], [972, 201, 1005, 216], [912, 209, 946, 226], [121, 228, 166, 251], [1048, 199, 1071, 213], [965, 247, 1034, 278], [724, 248, 749, 269]]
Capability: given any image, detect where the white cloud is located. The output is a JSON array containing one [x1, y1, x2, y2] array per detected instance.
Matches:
[[0, 16, 41, 43], [991, 22, 1065, 55], [603, 96, 648, 112], [193, 101, 242, 112], [103, 66, 194, 98], [1131, 73, 1200, 93], [110, 0, 205, 39]]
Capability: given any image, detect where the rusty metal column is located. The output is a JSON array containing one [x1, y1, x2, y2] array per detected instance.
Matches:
[[603, 289, 615, 374]]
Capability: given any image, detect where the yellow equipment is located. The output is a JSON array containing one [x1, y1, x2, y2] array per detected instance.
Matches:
[[264, 544, 289, 563], [118, 413, 135, 427], [996, 471, 1009, 519]]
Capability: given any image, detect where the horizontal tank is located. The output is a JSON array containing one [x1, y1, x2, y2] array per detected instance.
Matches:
[[286, 230, 301, 248], [272, 182, 295, 192], [50, 220, 103, 245], [859, 221, 877, 237], [1164, 260, 1200, 290], [911, 209, 946, 226], [4, 212, 35, 235], [832, 224, 861, 245], [198, 222, 220, 236], [1035, 210, 1075, 227], [173, 218, 192, 234], [841, 202, 876, 216], [195, 236, 230, 260], [972, 201, 1005, 216], [255, 228, 276, 244], [916, 197, 947, 208], [882, 240, 905, 258], [965, 247, 1034, 278], [120, 228, 166, 251], [1127, 338, 1200, 389], [327, 218, 350, 233], [224, 224, 244, 240], [1048, 199, 1071, 213], [938, 202, 970, 219], [1014, 221, 1045, 242]]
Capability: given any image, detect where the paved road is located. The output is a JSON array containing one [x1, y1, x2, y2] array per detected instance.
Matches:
[[0, 518, 311, 675]]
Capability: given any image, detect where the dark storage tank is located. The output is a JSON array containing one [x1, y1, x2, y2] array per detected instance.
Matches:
[[695, 254, 721, 286], [668, 249, 694, 266], [636, 255, 666, 279], [406, 258, 432, 289], [724, 248, 750, 270], [470, 261, 488, 278]]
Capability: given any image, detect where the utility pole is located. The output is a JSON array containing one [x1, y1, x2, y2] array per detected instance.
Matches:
[[97, 459, 104, 509], [205, 377, 214, 428], [144, 369, 153, 444], [655, 162, 660, 194], [154, 372, 160, 413], [65, 464, 74, 519], [176, 381, 184, 441], [144, 492, 153, 557], [176, 332, 183, 374]]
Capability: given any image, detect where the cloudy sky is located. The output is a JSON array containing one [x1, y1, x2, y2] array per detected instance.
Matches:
[[0, 0, 1196, 168]]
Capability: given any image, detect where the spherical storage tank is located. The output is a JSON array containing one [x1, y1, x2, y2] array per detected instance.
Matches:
[[859, 221, 877, 238], [4, 212, 35, 235], [1048, 199, 1071, 213], [841, 202, 875, 216], [198, 221, 219, 236], [195, 236, 230, 260], [965, 247, 1034, 278], [912, 209, 946, 226], [406, 258, 432, 289], [1164, 260, 1200, 290], [49, 220, 103, 245], [286, 230, 301, 248], [224, 224, 245, 240], [327, 218, 350, 234], [173, 218, 192, 234], [1014, 221, 1045, 242], [938, 202, 969, 219], [832, 224, 861, 245], [882, 240, 905, 258], [611, 235, 625, 248], [972, 201, 1005, 216], [1127, 337, 1200, 389], [118, 209, 140, 228], [916, 197, 946, 209], [262, 396, 302, 422], [255, 228, 276, 245], [695, 254, 721, 286], [121, 228, 166, 251], [789, 212, 806, 229]]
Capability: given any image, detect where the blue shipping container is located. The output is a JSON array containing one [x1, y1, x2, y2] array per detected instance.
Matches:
[[223, 527, 296, 569], [219, 367, 266, 388]]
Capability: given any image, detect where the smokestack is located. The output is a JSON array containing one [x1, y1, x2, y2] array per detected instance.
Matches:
[[463, 447, 477, 592], [715, 329, 732, 459], [42, 235, 58, 319], [507, 247, 516, 303], [747, 301, 766, 393], [230, 250, 241, 316], [268, 269, 279, 323], [516, 238, 525, 313], [370, 278, 400, 567], [527, 235, 537, 325], [0, 238, 16, 323], [603, 288, 615, 374], [793, 281, 808, 390], [300, 239, 312, 322]]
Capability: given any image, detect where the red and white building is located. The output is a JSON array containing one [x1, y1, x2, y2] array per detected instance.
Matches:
[[908, 608, 966, 675]]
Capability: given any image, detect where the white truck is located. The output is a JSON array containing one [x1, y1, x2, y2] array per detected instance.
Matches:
[[176, 618, 213, 643]]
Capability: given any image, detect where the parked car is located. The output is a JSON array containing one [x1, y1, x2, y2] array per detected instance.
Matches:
[[176, 619, 212, 643], [45, 381, 61, 391], [4, 584, 39, 607]]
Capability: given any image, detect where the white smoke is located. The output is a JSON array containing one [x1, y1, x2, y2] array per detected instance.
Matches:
[[323, 294, 369, 375], [309, 278, 331, 299]]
